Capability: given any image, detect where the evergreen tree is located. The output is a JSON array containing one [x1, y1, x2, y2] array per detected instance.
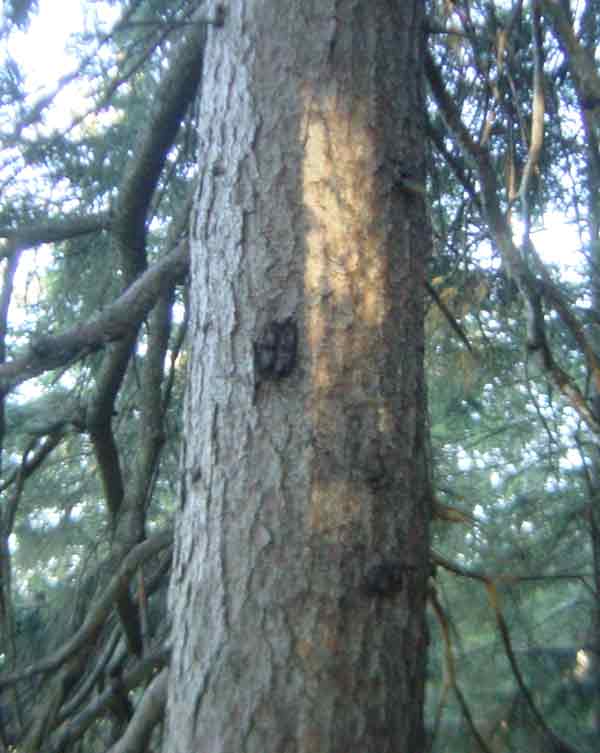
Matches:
[[0, 1, 599, 751]]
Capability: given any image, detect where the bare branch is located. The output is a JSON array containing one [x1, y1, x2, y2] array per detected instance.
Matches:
[[113, 13, 207, 277], [0, 528, 173, 691], [48, 649, 169, 753], [0, 213, 109, 253], [429, 586, 494, 753], [519, 2, 545, 208], [0, 240, 189, 395], [486, 582, 581, 753], [105, 668, 168, 753], [425, 281, 474, 353]]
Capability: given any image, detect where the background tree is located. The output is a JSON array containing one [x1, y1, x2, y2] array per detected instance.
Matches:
[[424, 2, 600, 751]]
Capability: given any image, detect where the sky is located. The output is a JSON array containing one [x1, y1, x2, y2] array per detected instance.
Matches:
[[8, 0, 83, 89]]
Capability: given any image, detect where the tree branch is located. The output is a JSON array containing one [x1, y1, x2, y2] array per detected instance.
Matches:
[[105, 668, 168, 753], [0, 240, 189, 395], [48, 649, 169, 753], [0, 528, 173, 691], [113, 12, 207, 277], [541, 0, 600, 128], [425, 281, 474, 353], [426, 49, 600, 436], [0, 214, 109, 255]]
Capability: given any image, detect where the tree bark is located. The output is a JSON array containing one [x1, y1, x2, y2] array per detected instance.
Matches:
[[165, 1, 431, 751]]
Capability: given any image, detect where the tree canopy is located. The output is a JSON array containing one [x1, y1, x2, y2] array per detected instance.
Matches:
[[0, 1, 599, 751]]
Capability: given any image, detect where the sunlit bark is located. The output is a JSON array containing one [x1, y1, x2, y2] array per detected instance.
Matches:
[[165, 1, 431, 751]]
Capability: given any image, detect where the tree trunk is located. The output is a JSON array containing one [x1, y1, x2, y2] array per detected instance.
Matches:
[[164, 1, 431, 751]]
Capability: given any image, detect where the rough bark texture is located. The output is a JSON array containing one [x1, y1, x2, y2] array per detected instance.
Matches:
[[165, 1, 431, 751]]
